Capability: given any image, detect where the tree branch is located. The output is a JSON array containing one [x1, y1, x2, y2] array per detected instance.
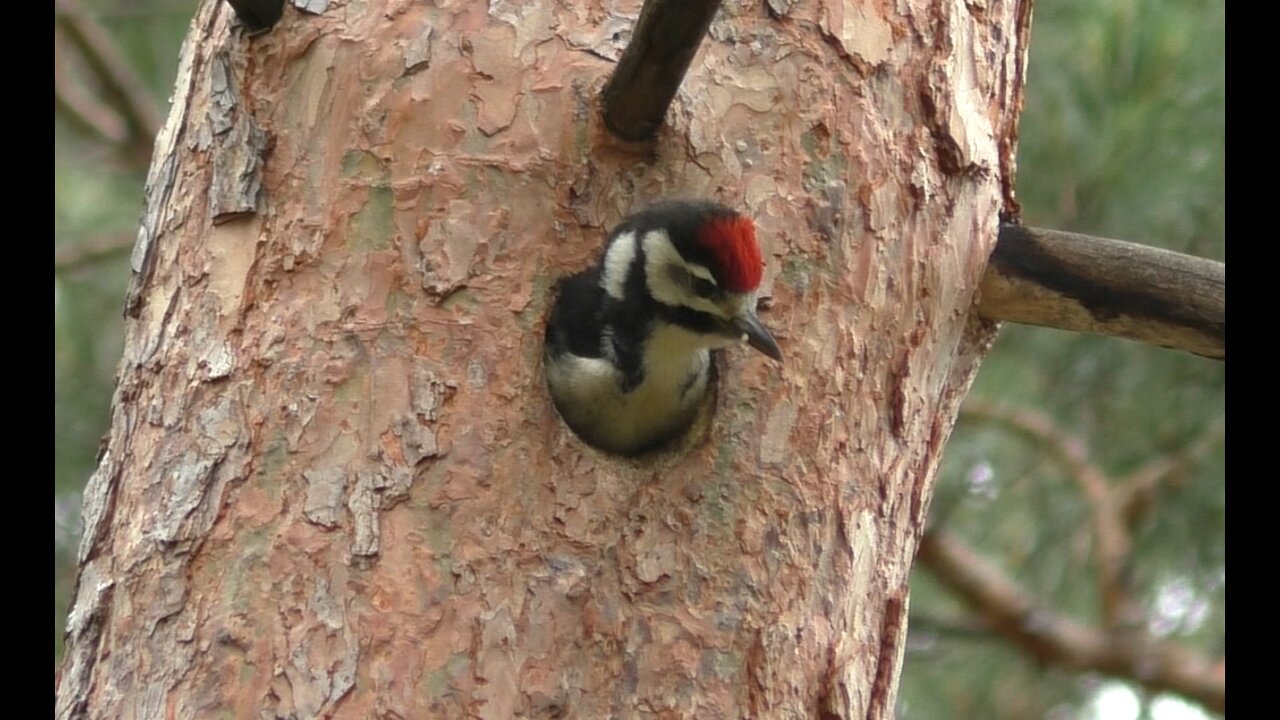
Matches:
[[1117, 422, 1223, 528], [55, 0, 163, 161], [980, 225, 1225, 360], [55, 25, 128, 144], [917, 529, 1225, 713], [960, 401, 1135, 629], [601, 0, 723, 141], [906, 613, 1000, 644], [55, 233, 136, 273]]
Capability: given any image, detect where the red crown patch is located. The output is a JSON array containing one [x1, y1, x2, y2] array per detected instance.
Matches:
[[697, 215, 764, 293]]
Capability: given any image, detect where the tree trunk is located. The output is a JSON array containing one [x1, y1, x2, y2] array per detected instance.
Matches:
[[56, 1, 1030, 717]]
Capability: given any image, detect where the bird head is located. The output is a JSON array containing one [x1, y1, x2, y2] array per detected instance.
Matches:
[[602, 201, 782, 361]]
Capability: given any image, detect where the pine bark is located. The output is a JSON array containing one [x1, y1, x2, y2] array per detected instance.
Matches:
[[57, 0, 1030, 717]]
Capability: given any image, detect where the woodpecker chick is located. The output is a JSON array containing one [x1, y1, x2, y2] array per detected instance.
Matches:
[[544, 200, 781, 456]]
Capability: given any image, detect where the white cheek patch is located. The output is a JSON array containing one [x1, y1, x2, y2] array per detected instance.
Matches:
[[602, 231, 638, 300], [640, 230, 684, 306], [641, 231, 726, 318], [687, 264, 715, 283]]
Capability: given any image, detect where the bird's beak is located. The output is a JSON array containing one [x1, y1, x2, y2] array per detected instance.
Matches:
[[732, 312, 783, 362]]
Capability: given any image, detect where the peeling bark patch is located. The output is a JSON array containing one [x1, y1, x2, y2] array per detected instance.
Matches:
[[820, 1, 894, 71], [622, 509, 681, 589], [348, 471, 380, 556], [919, 5, 999, 176], [204, 342, 235, 379], [631, 520, 678, 585], [291, 0, 330, 15], [150, 561, 192, 628], [156, 395, 246, 545], [78, 445, 122, 563], [303, 467, 347, 528], [207, 53, 268, 223], [459, 24, 526, 137], [157, 451, 222, 543], [55, 561, 112, 719], [918, 87, 965, 176], [411, 367, 455, 419], [418, 207, 487, 300], [474, 86, 522, 137], [399, 367, 455, 463], [403, 27, 434, 75], [721, 67, 782, 113], [563, 12, 631, 61], [867, 182, 903, 235], [350, 463, 415, 558], [397, 415, 440, 464], [125, 153, 176, 316], [944, 13, 998, 172], [207, 217, 258, 318], [348, 185, 394, 251], [766, 0, 795, 19], [848, 510, 878, 603], [207, 52, 236, 136], [122, 0, 203, 317], [841, 510, 881, 716], [486, 0, 542, 50], [284, 577, 359, 718], [760, 400, 797, 465]]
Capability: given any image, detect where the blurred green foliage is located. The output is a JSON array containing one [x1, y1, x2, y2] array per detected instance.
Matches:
[[900, 0, 1224, 717], [53, 1, 1224, 716]]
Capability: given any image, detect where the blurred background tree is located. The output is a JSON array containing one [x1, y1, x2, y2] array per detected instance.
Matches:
[[899, 0, 1225, 718], [53, 0, 1224, 716]]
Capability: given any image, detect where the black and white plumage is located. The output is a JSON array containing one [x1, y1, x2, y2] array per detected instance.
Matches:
[[544, 200, 782, 456]]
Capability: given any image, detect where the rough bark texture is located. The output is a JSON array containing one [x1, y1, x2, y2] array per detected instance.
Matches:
[[918, 529, 1226, 713], [57, 0, 1028, 718]]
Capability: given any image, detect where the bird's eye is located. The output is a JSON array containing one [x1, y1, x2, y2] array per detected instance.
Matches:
[[693, 277, 717, 299]]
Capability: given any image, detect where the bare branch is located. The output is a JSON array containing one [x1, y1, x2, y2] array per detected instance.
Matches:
[[960, 401, 1135, 627], [917, 529, 1225, 713], [960, 401, 1106, 498], [1118, 422, 1224, 527], [906, 613, 998, 643], [601, 0, 723, 141], [55, 25, 128, 144], [980, 225, 1225, 360], [55, 234, 136, 273], [55, 0, 163, 160]]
